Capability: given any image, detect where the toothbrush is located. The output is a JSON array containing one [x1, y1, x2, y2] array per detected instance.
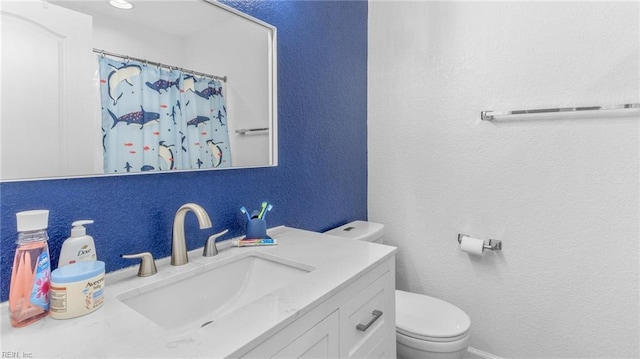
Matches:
[[257, 201, 268, 219], [240, 206, 251, 221], [261, 204, 273, 220]]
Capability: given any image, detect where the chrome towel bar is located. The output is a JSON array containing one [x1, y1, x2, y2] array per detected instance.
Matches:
[[235, 128, 269, 134], [481, 103, 640, 121]]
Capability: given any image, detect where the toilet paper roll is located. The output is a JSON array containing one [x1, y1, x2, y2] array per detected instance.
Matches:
[[460, 236, 484, 255]]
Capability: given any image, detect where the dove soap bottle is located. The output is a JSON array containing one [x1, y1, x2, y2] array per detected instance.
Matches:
[[59, 220, 97, 266]]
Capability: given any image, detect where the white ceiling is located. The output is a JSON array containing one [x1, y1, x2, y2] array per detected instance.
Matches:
[[49, 0, 230, 37]]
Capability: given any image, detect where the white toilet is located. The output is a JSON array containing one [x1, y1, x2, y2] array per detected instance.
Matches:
[[325, 221, 471, 359]]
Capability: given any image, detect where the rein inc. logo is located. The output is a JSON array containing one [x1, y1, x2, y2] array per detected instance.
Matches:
[[2, 351, 33, 358]]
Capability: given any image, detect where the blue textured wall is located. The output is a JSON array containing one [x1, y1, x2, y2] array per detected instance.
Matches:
[[0, 0, 368, 302]]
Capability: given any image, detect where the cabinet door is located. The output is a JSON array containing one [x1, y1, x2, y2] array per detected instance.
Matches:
[[340, 271, 395, 358], [1, 1, 98, 179], [272, 310, 339, 359], [365, 332, 395, 359]]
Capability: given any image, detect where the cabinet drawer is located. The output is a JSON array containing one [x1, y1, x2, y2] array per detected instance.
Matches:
[[340, 270, 394, 358]]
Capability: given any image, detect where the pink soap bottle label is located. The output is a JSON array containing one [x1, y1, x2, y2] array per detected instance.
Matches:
[[29, 252, 50, 310]]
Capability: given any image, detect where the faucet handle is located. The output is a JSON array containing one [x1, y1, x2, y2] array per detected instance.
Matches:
[[121, 252, 158, 277], [203, 229, 229, 257]]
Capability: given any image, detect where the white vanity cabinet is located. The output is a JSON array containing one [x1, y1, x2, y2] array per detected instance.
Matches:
[[0, 226, 396, 359], [240, 256, 396, 359]]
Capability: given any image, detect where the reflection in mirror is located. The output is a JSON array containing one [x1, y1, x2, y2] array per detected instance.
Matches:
[[0, 0, 277, 181]]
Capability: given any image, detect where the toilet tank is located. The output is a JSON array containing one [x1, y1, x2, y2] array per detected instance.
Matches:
[[324, 220, 384, 243]]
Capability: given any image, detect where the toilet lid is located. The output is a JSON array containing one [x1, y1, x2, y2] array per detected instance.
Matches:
[[395, 290, 471, 340]]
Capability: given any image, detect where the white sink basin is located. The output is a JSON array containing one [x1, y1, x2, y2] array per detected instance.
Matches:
[[117, 252, 313, 332]]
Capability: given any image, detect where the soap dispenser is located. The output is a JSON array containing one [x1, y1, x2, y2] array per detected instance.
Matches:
[[59, 220, 97, 267], [9, 210, 52, 327]]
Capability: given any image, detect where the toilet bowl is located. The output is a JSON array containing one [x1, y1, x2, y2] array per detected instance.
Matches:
[[396, 290, 470, 359], [325, 221, 471, 359]]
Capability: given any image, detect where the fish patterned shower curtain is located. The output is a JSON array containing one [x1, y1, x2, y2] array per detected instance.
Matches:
[[99, 56, 231, 174]]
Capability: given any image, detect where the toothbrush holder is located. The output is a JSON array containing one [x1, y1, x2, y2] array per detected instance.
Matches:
[[246, 218, 267, 239]]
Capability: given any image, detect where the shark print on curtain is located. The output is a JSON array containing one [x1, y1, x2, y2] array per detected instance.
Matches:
[[98, 56, 231, 173]]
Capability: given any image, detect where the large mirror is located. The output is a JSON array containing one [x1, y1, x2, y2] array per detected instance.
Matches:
[[0, 0, 277, 181]]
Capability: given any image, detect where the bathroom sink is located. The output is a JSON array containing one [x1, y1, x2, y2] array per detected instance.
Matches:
[[117, 252, 313, 332]]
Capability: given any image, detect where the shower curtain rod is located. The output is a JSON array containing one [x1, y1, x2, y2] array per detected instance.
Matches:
[[93, 48, 227, 82]]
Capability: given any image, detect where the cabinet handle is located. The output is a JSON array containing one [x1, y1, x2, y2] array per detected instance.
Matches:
[[356, 310, 383, 332]]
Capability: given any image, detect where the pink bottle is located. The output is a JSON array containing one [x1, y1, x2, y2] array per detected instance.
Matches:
[[9, 210, 51, 328]]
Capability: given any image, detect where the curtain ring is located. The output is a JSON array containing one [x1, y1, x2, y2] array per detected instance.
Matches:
[[125, 55, 129, 63], [143, 59, 147, 67], [101, 51, 105, 58]]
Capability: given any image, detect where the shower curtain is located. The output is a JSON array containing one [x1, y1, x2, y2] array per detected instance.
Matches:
[[99, 56, 231, 173]]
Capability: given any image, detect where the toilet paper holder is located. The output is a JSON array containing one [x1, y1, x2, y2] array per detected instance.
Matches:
[[457, 233, 502, 251]]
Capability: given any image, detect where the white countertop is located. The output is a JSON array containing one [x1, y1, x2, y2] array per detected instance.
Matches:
[[0, 226, 396, 358]]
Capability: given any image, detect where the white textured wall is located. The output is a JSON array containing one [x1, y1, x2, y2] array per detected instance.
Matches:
[[368, 1, 639, 358]]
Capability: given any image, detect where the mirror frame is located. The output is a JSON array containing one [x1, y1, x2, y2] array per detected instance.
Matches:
[[207, 0, 278, 171]]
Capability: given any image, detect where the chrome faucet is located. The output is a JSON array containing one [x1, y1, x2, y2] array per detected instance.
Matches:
[[172, 203, 212, 266]]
